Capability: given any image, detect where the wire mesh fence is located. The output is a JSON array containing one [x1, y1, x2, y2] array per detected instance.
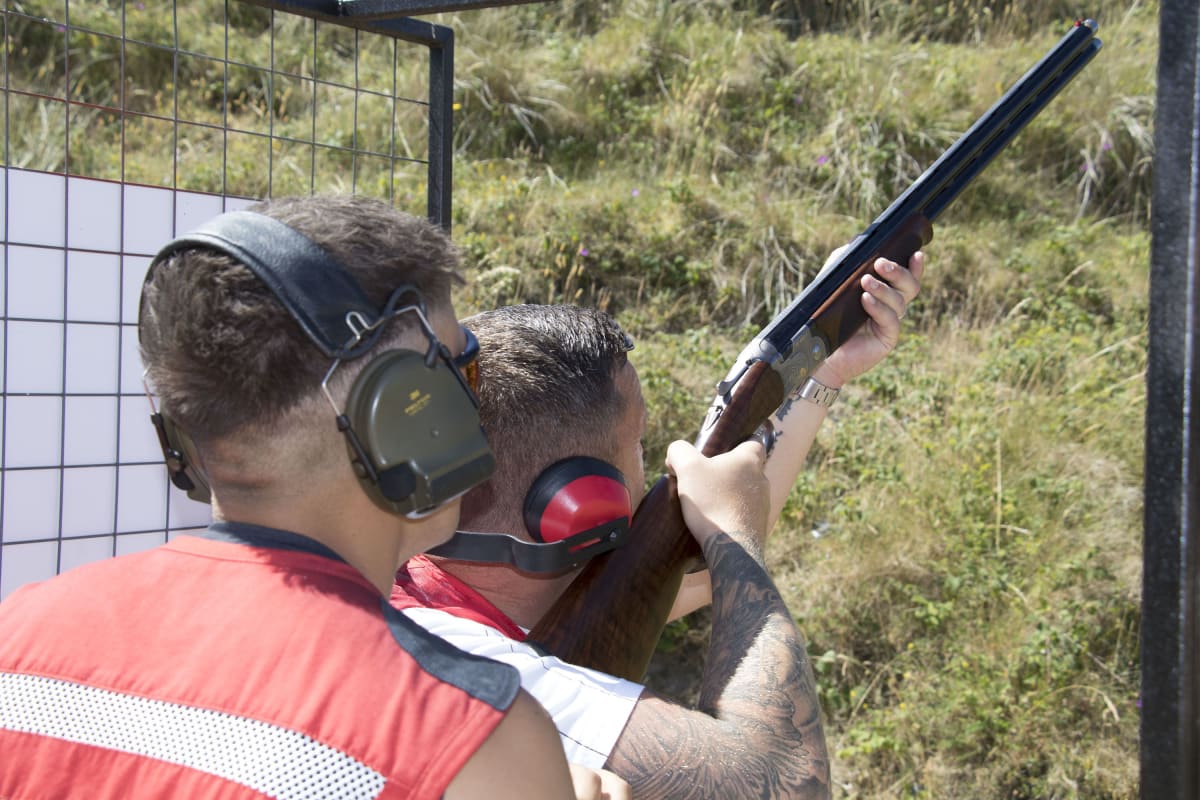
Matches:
[[1, 0, 453, 598]]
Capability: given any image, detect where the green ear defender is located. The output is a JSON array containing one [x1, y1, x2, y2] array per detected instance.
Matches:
[[140, 210, 495, 518], [340, 344, 495, 516]]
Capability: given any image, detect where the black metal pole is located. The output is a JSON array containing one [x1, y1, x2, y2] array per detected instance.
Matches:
[[426, 23, 454, 232], [1141, 1, 1200, 798]]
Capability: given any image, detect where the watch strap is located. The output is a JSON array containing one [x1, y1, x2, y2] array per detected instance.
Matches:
[[796, 376, 839, 408]]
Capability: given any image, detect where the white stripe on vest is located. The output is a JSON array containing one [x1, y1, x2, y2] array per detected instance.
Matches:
[[0, 671, 386, 799]]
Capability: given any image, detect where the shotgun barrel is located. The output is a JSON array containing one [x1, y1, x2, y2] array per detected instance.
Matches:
[[529, 19, 1102, 681]]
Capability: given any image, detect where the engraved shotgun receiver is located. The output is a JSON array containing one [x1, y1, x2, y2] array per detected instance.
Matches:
[[529, 19, 1103, 681]]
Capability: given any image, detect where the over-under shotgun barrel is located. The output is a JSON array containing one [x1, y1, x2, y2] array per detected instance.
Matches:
[[529, 20, 1102, 681]]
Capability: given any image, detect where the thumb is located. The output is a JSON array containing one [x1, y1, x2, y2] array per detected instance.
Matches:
[[664, 439, 699, 476], [568, 763, 602, 800], [730, 437, 767, 467]]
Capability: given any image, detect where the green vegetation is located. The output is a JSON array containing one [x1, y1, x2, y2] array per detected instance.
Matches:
[[4, 0, 1152, 796]]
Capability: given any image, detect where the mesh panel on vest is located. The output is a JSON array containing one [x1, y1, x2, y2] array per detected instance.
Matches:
[[0, 672, 387, 799]]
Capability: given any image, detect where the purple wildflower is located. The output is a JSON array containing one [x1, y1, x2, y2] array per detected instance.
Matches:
[[816, 155, 829, 166]]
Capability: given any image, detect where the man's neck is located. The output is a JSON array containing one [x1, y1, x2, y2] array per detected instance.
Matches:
[[436, 559, 578, 631], [213, 483, 416, 596]]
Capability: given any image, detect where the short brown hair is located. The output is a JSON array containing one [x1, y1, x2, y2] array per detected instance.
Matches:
[[138, 195, 464, 446], [459, 304, 633, 529]]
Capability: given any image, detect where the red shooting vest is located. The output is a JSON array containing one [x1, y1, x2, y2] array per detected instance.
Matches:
[[0, 522, 521, 799]]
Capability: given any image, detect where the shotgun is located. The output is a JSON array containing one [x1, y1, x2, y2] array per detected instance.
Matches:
[[528, 19, 1103, 681]]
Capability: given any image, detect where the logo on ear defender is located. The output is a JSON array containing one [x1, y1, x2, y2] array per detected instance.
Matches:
[[405, 390, 431, 416]]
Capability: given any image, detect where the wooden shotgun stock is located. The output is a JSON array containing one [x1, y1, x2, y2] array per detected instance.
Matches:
[[529, 19, 1102, 681]]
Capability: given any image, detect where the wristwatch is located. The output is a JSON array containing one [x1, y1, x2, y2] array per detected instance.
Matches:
[[795, 376, 839, 408]]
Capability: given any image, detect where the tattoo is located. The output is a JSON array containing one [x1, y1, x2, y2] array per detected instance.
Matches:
[[606, 533, 831, 799], [775, 393, 800, 420]]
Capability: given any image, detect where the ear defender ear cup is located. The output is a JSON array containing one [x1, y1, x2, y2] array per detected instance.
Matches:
[[142, 211, 496, 518], [426, 454, 632, 571], [343, 348, 496, 516], [522, 456, 631, 545]]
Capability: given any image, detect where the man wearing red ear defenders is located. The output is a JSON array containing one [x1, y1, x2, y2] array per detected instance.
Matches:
[[391, 251, 925, 799]]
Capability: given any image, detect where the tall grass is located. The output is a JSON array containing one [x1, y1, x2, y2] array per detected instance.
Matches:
[[447, 1, 1154, 332]]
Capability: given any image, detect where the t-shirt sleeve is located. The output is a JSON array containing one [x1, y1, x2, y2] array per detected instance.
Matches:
[[399, 606, 643, 769]]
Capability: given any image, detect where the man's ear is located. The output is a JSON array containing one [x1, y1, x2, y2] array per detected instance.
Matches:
[[150, 412, 213, 505]]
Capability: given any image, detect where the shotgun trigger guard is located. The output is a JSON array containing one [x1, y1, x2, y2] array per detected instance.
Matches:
[[707, 348, 756, 432], [709, 336, 775, 432], [750, 420, 778, 457], [701, 400, 724, 432]]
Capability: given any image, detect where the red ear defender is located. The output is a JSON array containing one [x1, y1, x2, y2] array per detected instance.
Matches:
[[523, 457, 631, 548], [428, 455, 631, 571]]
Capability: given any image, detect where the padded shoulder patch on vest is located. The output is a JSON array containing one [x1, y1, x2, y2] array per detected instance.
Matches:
[[380, 599, 522, 710]]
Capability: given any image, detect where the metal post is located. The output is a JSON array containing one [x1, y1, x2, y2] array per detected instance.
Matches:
[[241, 0, 469, 230], [426, 23, 454, 232], [1141, 1, 1200, 798]]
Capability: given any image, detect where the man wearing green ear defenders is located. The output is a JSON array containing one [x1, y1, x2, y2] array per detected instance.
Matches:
[[0, 195, 628, 800]]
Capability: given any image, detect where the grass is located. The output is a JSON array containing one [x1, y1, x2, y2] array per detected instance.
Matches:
[[3, 0, 1155, 796], [443, 5, 1152, 798]]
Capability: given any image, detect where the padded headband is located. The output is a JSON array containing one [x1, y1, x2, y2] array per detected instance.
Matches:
[[145, 210, 388, 359]]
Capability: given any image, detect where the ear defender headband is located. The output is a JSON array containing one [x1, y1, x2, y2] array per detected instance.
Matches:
[[138, 209, 495, 517], [427, 456, 631, 572]]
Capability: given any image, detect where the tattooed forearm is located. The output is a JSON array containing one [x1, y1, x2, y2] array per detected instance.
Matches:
[[606, 532, 831, 800], [700, 532, 829, 792]]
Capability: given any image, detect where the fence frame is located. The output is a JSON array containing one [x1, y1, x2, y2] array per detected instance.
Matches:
[[246, 0, 461, 229], [1141, 1, 1200, 797]]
